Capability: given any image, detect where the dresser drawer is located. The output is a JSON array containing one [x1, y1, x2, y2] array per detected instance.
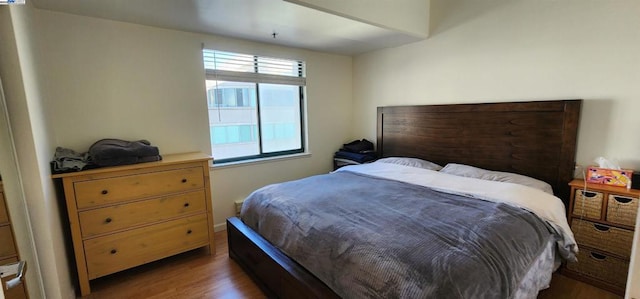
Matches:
[[0, 257, 27, 299], [79, 190, 206, 237], [0, 192, 8, 224], [572, 189, 603, 219], [84, 213, 209, 279], [606, 194, 639, 226], [74, 167, 205, 209], [566, 247, 629, 288], [571, 219, 633, 258], [0, 256, 17, 266], [3, 281, 27, 299], [0, 225, 16, 257]]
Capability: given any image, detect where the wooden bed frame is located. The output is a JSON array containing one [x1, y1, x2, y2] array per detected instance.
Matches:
[[227, 99, 582, 298]]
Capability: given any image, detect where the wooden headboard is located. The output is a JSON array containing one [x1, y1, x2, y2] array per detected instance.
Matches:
[[377, 100, 582, 203]]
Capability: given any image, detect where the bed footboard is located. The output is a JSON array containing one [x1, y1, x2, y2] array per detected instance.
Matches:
[[226, 217, 339, 299]]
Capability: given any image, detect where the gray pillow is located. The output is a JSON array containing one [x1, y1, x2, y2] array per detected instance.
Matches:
[[376, 157, 442, 171], [440, 163, 554, 194]]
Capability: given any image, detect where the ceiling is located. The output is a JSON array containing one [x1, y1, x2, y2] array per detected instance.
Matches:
[[31, 0, 427, 55]]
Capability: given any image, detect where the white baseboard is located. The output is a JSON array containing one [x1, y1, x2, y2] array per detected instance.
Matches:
[[214, 222, 227, 232]]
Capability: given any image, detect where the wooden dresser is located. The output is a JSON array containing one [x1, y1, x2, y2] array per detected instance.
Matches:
[[0, 182, 28, 299], [564, 179, 639, 295], [52, 152, 214, 296]]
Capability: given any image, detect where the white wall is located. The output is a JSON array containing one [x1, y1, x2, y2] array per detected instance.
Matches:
[[0, 5, 70, 299], [352, 0, 640, 296], [37, 10, 353, 231], [286, 0, 430, 37]]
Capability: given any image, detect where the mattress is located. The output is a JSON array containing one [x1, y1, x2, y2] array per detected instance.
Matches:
[[241, 163, 577, 298]]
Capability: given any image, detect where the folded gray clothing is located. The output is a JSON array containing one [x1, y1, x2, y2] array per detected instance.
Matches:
[[93, 155, 162, 167], [52, 147, 89, 172], [89, 139, 160, 161]]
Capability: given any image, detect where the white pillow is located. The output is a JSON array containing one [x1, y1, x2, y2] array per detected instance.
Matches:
[[440, 163, 554, 194], [376, 157, 442, 171]]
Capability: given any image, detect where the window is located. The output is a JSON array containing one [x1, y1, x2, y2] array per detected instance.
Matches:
[[203, 49, 306, 163]]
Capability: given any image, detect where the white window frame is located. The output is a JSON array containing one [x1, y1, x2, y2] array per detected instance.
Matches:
[[203, 49, 307, 164]]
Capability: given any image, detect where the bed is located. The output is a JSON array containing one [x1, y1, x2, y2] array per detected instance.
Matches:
[[227, 99, 582, 298]]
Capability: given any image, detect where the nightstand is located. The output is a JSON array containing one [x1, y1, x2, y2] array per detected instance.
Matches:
[[563, 179, 640, 295]]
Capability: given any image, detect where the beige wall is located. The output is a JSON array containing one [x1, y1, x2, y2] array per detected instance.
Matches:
[[37, 10, 353, 233], [351, 0, 640, 296], [354, 0, 640, 170], [3, 6, 352, 298]]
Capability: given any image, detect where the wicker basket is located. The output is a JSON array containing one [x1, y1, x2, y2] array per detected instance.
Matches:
[[566, 247, 629, 288], [572, 189, 603, 219], [571, 219, 633, 258], [606, 194, 639, 226]]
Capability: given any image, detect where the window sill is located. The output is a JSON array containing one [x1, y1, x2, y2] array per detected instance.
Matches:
[[210, 152, 312, 170]]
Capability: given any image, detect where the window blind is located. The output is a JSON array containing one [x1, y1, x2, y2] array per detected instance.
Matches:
[[203, 49, 306, 86]]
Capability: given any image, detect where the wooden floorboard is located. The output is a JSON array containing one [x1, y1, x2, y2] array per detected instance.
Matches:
[[538, 273, 623, 299], [82, 229, 623, 299], [83, 230, 265, 299]]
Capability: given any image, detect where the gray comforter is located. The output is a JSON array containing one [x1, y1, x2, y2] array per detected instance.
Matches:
[[241, 171, 559, 299]]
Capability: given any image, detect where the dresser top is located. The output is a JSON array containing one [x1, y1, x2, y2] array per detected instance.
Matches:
[[51, 152, 212, 179], [569, 178, 640, 196]]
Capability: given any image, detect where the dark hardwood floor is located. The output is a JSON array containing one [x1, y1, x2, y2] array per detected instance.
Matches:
[[82, 230, 623, 299]]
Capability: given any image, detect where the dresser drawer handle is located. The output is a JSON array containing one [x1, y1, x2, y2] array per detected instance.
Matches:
[[187, 229, 192, 235], [612, 196, 633, 204], [582, 191, 597, 198], [590, 252, 606, 260], [101, 190, 109, 195], [105, 217, 112, 224], [181, 178, 187, 183], [110, 249, 117, 255], [184, 203, 190, 208], [593, 224, 610, 232]]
